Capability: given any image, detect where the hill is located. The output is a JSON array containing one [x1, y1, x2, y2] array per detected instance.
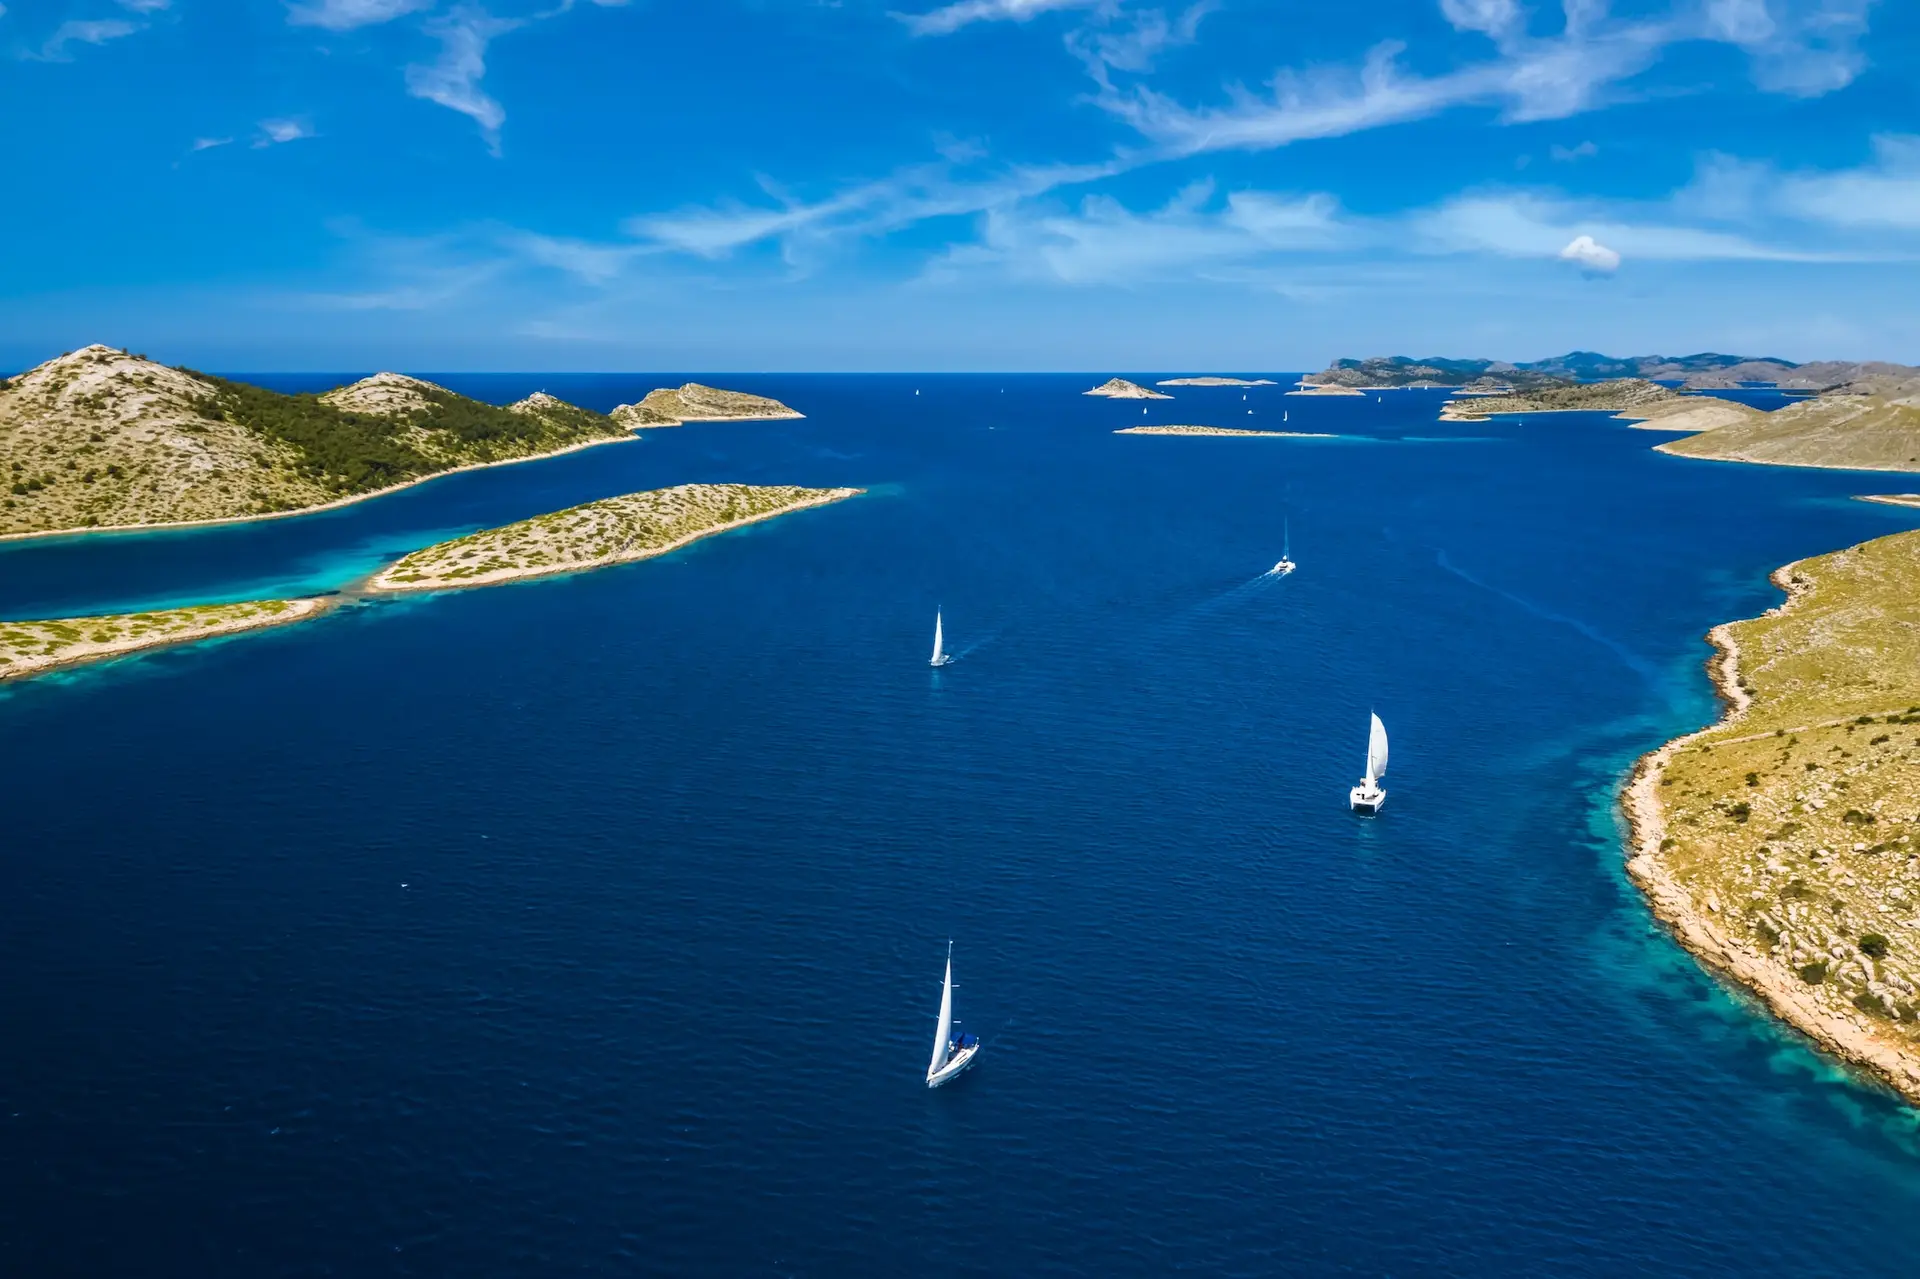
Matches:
[[1657, 376, 1920, 472], [1440, 377, 1694, 419], [611, 383, 802, 428], [0, 346, 627, 536]]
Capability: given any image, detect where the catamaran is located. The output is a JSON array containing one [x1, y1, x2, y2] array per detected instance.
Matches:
[[1350, 713, 1389, 813], [926, 942, 980, 1088], [1271, 517, 1295, 576], [930, 610, 952, 667]]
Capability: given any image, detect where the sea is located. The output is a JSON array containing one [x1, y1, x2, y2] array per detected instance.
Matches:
[[4, 375, 1920, 1275]]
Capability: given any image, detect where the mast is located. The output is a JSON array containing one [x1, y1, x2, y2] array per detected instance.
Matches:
[[929, 944, 954, 1075]]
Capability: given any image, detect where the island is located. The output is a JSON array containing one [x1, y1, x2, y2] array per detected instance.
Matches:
[[1153, 377, 1279, 387], [610, 383, 803, 429], [1284, 383, 1364, 397], [0, 598, 327, 683], [370, 483, 862, 593], [0, 483, 862, 682], [1626, 529, 1920, 1104], [1113, 425, 1335, 437], [0, 345, 809, 538], [1083, 378, 1171, 400], [1438, 378, 1751, 421], [1303, 351, 1909, 392], [1858, 495, 1920, 510]]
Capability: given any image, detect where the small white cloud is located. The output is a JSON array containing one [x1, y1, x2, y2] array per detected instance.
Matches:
[[1559, 234, 1622, 272], [33, 18, 137, 60], [117, 0, 171, 11], [254, 118, 315, 147], [192, 136, 234, 151], [286, 0, 433, 30], [1550, 140, 1598, 162]]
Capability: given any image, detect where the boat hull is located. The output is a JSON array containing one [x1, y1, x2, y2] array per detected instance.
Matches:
[[926, 1043, 979, 1088], [1349, 785, 1386, 814], [930, 656, 952, 667]]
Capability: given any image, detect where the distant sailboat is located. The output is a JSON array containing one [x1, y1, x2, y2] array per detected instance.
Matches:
[[1350, 713, 1389, 814], [1271, 517, 1295, 576], [1283, 410, 1288, 422], [926, 942, 980, 1088], [930, 610, 953, 667]]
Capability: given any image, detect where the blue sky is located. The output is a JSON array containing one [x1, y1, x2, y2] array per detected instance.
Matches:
[[2, 0, 1916, 370]]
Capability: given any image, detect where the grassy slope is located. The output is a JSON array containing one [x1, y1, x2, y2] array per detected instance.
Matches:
[[1657, 393, 1920, 472], [1652, 529, 1920, 1039], [0, 347, 624, 535]]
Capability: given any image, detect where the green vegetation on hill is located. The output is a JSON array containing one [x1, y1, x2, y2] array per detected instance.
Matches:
[[1442, 378, 1682, 418], [195, 374, 622, 496]]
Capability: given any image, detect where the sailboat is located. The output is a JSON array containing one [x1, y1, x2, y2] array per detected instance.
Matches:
[[1350, 713, 1389, 813], [1271, 517, 1295, 576], [926, 942, 980, 1088], [1283, 410, 1289, 422], [930, 610, 953, 667]]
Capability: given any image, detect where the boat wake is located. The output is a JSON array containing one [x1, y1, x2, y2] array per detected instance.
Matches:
[[1436, 550, 1656, 681]]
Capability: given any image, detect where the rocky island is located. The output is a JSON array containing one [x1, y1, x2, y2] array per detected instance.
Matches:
[[0, 598, 327, 682], [371, 483, 861, 593], [1437, 377, 1755, 421], [1113, 425, 1334, 437], [1627, 529, 1920, 1104], [610, 383, 803, 429], [1154, 377, 1278, 387], [1083, 378, 1171, 400]]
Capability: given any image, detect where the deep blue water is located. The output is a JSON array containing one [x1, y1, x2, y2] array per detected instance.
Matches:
[[6, 376, 1920, 1275]]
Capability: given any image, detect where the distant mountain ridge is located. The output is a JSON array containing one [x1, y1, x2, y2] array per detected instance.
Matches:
[[1308, 352, 1917, 391]]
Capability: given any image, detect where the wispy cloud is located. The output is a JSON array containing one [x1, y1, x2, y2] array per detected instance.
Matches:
[[286, 0, 434, 30], [254, 118, 316, 147], [899, 0, 1103, 38], [628, 158, 1126, 260], [405, 7, 522, 153], [192, 136, 234, 151], [928, 181, 1349, 284], [117, 0, 171, 11], [1705, 0, 1872, 97], [31, 18, 139, 61]]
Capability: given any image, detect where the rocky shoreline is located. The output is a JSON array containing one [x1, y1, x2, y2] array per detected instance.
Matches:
[[1622, 564, 1920, 1104]]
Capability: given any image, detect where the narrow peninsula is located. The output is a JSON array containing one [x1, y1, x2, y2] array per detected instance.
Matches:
[[1627, 529, 1920, 1103], [1083, 378, 1171, 400], [1114, 425, 1334, 437], [0, 598, 326, 683], [371, 483, 861, 593]]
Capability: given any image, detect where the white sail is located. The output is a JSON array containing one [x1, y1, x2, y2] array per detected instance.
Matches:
[[929, 949, 954, 1075], [931, 610, 945, 665], [1366, 713, 1389, 782]]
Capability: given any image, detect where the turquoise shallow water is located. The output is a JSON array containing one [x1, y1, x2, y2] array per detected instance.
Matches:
[[5, 375, 1920, 1275]]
